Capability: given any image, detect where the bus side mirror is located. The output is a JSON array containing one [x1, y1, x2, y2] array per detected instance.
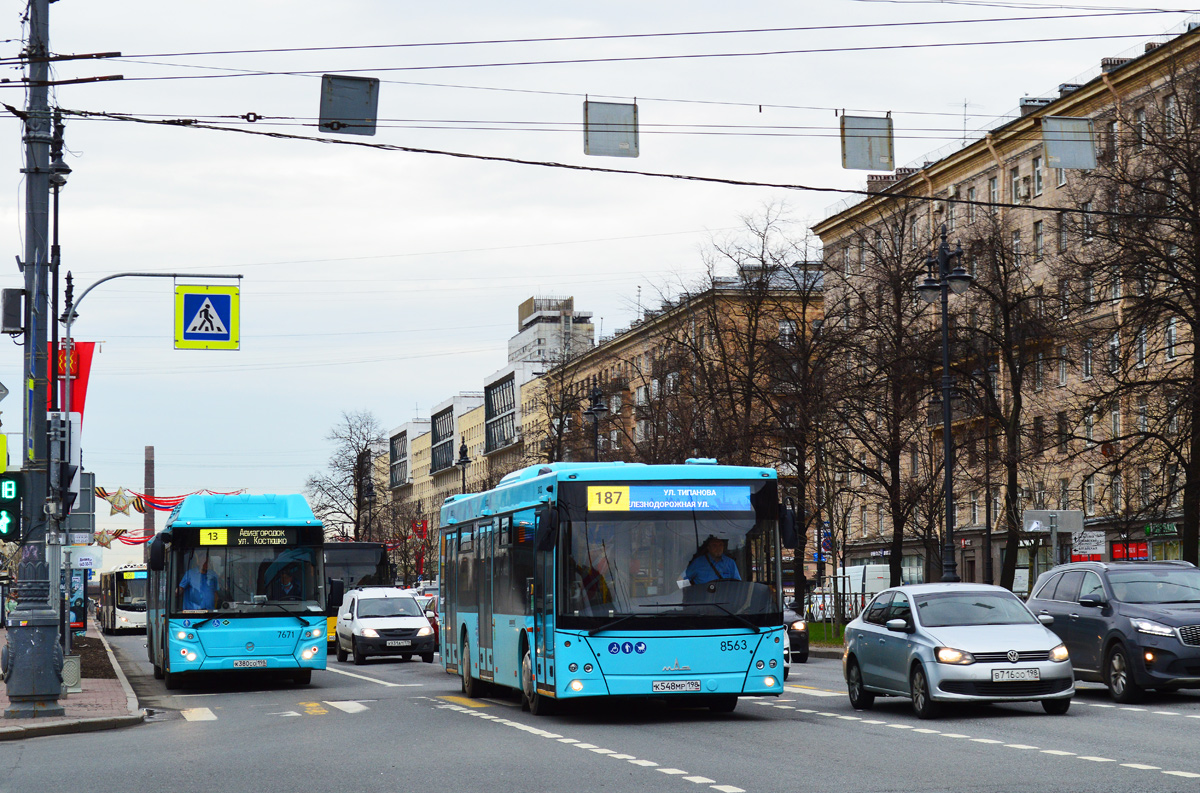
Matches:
[[328, 579, 345, 612], [534, 509, 559, 552], [148, 535, 165, 572], [780, 502, 798, 548]]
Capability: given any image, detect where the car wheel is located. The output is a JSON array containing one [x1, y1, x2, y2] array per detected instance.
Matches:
[[1042, 697, 1070, 715], [795, 653, 809, 664], [1107, 644, 1144, 703], [352, 638, 367, 666], [910, 664, 939, 719], [847, 658, 875, 710], [709, 695, 738, 713], [336, 640, 348, 663], [521, 645, 554, 715], [783, 666, 790, 681], [293, 669, 312, 685], [461, 637, 480, 698], [400, 654, 412, 662], [422, 653, 435, 664]]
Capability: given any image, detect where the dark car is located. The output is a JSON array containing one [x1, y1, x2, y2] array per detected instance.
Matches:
[[1027, 561, 1200, 702], [784, 601, 810, 664]]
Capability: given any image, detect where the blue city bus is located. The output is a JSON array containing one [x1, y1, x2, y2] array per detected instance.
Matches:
[[440, 460, 794, 714], [146, 494, 328, 689]]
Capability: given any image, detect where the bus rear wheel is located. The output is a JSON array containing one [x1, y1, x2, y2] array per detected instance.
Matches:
[[521, 647, 555, 716]]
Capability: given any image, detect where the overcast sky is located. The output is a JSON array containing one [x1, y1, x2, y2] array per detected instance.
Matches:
[[0, 0, 1193, 535]]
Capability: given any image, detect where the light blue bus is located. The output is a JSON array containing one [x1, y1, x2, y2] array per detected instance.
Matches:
[[440, 460, 794, 714], [146, 494, 328, 689]]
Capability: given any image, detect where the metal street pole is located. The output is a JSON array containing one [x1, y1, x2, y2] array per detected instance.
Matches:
[[4, 0, 65, 718]]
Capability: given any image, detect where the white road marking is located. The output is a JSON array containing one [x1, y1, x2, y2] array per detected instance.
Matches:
[[971, 739, 1003, 745], [1119, 707, 1147, 712], [861, 719, 887, 725], [558, 738, 579, 744], [590, 748, 615, 754], [816, 711, 838, 717], [181, 707, 217, 721], [1187, 715, 1200, 720], [324, 667, 419, 687], [912, 728, 940, 734], [610, 754, 636, 760], [267, 711, 301, 717], [1164, 771, 1200, 779], [684, 776, 716, 784], [710, 786, 746, 793], [324, 700, 370, 714], [888, 724, 914, 730], [940, 733, 969, 738], [657, 768, 688, 775], [1077, 757, 1114, 762], [1090, 703, 1115, 708], [1153, 711, 1179, 716], [1042, 750, 1075, 756], [1004, 744, 1038, 750], [786, 687, 843, 698], [798, 709, 818, 714], [1121, 764, 1161, 770], [837, 716, 861, 721], [629, 760, 659, 767], [574, 743, 598, 749]]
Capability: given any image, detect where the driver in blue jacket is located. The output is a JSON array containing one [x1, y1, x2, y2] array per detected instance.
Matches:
[[685, 535, 741, 584]]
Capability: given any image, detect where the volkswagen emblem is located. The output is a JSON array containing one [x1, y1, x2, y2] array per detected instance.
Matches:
[[246, 642, 255, 652], [1007, 650, 1020, 663]]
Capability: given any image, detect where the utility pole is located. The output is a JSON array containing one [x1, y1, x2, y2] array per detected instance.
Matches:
[[4, 0, 65, 718]]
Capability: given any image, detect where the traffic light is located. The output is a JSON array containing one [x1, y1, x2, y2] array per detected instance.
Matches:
[[0, 471, 23, 542]]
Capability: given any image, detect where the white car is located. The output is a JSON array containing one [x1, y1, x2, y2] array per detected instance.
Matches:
[[335, 587, 436, 665]]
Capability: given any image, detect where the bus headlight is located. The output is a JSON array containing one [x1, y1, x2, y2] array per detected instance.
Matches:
[[308, 628, 323, 638], [360, 628, 379, 638], [417, 626, 433, 637], [764, 676, 777, 687], [570, 680, 584, 692], [186, 653, 197, 662], [176, 631, 193, 640], [302, 649, 315, 660]]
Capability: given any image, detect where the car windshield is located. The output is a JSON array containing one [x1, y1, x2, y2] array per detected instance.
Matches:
[[913, 591, 1038, 627], [358, 598, 422, 618], [1108, 569, 1200, 604]]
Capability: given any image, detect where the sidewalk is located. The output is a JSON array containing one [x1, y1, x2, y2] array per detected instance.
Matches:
[[0, 624, 144, 740]]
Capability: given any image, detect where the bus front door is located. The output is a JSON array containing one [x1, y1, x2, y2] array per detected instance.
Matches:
[[478, 521, 494, 680], [443, 530, 458, 670], [534, 542, 556, 691]]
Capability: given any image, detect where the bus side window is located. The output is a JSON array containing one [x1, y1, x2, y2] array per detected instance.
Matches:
[[499, 516, 511, 546], [460, 526, 473, 553]]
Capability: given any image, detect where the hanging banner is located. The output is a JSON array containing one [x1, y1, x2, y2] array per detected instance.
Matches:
[[46, 341, 97, 418]]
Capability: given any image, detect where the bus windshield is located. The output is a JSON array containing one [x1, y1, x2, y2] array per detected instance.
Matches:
[[116, 575, 148, 611], [564, 512, 779, 619], [172, 544, 322, 615]]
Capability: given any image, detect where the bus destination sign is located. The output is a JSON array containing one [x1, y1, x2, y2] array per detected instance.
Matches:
[[587, 485, 752, 512], [197, 527, 297, 546]]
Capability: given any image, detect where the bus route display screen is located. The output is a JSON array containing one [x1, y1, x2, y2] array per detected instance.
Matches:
[[196, 527, 300, 546], [586, 485, 752, 512]]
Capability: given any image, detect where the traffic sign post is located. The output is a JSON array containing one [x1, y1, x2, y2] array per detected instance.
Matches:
[[1022, 509, 1085, 566]]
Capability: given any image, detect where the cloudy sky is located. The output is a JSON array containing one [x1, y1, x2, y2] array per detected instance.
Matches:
[[0, 0, 1192, 534]]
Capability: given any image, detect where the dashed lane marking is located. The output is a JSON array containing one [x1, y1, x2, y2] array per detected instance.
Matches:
[[324, 700, 370, 714], [439, 695, 490, 708], [1077, 757, 1115, 762], [629, 760, 659, 767], [711, 786, 746, 793], [940, 733, 969, 738], [657, 769, 688, 775], [1004, 744, 1039, 750], [785, 686, 843, 698], [267, 711, 302, 717], [1041, 750, 1075, 756], [1164, 771, 1200, 779], [684, 777, 716, 784], [971, 739, 1004, 745], [325, 667, 421, 687], [912, 728, 940, 734], [180, 708, 217, 721], [1121, 764, 1161, 770]]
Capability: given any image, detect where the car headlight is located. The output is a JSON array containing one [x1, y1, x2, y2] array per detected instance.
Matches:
[[360, 628, 379, 638], [935, 646, 976, 665], [417, 626, 433, 637], [1049, 643, 1070, 662], [791, 620, 806, 632], [1132, 618, 1175, 637]]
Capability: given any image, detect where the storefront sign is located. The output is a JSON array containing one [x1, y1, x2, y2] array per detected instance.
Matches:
[[1145, 522, 1178, 537]]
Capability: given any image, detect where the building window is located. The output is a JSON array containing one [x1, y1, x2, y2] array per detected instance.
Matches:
[[1058, 346, 1068, 386], [1057, 411, 1069, 453], [1084, 474, 1095, 516], [1082, 339, 1093, 379], [1135, 325, 1147, 368], [1010, 167, 1021, 202], [1056, 166, 1067, 188], [1058, 217, 1068, 253], [1169, 396, 1180, 435], [988, 176, 998, 212], [1168, 464, 1181, 508], [1135, 107, 1147, 150], [1059, 281, 1069, 319], [1011, 230, 1022, 266], [1138, 396, 1148, 433], [1033, 415, 1045, 454], [1108, 332, 1120, 374], [1083, 274, 1095, 309], [1112, 473, 1123, 513], [1034, 352, 1044, 391], [1165, 94, 1179, 136], [947, 195, 957, 232], [1032, 157, 1043, 195], [1085, 410, 1095, 446], [1034, 220, 1044, 260], [1111, 266, 1123, 302], [967, 186, 977, 223], [860, 505, 868, 538], [1111, 403, 1121, 439], [1105, 119, 1118, 154], [1140, 467, 1152, 508], [1058, 478, 1070, 510], [970, 491, 980, 525], [778, 320, 797, 346], [1166, 316, 1177, 360], [1082, 201, 1094, 241]]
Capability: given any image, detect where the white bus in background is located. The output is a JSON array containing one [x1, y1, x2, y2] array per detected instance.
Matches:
[[98, 562, 148, 634]]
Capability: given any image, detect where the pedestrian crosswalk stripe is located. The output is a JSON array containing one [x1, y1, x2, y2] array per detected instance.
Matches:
[[181, 707, 217, 721], [324, 700, 370, 713]]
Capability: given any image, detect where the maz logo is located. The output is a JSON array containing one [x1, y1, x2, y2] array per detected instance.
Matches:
[[662, 659, 691, 672]]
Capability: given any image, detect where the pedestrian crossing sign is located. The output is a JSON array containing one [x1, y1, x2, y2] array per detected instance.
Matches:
[[175, 285, 240, 350]]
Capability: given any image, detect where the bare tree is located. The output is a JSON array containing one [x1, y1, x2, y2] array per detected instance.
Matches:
[[305, 410, 386, 540]]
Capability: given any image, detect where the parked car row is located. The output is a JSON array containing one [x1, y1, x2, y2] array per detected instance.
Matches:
[[841, 561, 1200, 719]]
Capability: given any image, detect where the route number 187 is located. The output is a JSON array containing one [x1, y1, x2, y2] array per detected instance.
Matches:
[[587, 486, 630, 512]]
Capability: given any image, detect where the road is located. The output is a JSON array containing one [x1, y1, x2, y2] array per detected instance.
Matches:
[[3, 637, 1200, 792]]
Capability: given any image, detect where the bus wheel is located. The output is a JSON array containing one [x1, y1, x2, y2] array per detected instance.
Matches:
[[293, 669, 312, 685], [461, 637, 480, 698], [521, 647, 554, 716], [163, 657, 181, 691], [152, 663, 163, 680], [709, 695, 738, 713]]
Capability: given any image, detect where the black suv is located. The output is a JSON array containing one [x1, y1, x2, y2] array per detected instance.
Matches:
[[1027, 561, 1200, 702]]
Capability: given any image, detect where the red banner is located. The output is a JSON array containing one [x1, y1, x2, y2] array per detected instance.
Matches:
[[46, 342, 97, 418], [413, 519, 428, 539]]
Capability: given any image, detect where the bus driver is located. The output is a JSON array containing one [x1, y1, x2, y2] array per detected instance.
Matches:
[[685, 535, 741, 585], [178, 552, 219, 611]]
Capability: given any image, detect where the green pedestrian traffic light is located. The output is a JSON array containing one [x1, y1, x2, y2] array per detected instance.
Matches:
[[0, 472, 23, 542]]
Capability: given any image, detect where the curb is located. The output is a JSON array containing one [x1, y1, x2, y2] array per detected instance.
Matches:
[[0, 714, 144, 740], [807, 646, 843, 659], [96, 629, 143, 717]]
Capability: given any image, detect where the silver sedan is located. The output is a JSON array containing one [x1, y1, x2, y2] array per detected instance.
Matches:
[[842, 583, 1074, 718]]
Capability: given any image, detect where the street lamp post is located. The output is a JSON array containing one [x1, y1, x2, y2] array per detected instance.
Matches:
[[583, 385, 609, 462], [455, 441, 471, 494], [917, 225, 973, 583]]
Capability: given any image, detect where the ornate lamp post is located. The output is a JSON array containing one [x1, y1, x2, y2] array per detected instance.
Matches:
[[916, 225, 973, 583], [583, 385, 609, 462], [455, 441, 471, 494]]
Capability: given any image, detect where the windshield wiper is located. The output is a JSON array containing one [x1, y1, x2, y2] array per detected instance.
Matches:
[[656, 601, 762, 633], [587, 613, 653, 636]]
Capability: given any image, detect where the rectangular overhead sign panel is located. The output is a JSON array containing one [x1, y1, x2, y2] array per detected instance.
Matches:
[[175, 285, 240, 350], [1022, 509, 1085, 533], [841, 115, 894, 171], [584, 100, 639, 158], [319, 74, 380, 136], [1042, 117, 1096, 170]]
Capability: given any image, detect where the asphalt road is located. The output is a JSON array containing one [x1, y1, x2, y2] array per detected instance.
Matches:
[[3, 636, 1200, 793]]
